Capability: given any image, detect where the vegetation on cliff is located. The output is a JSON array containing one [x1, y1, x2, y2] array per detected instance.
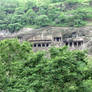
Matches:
[[0, 39, 92, 92], [0, 0, 92, 32]]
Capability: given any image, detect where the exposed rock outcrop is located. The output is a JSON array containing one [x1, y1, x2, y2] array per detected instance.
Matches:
[[0, 26, 92, 55]]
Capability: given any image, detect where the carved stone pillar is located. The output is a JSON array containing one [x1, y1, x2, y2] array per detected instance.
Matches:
[[77, 41, 78, 47], [72, 42, 74, 48]]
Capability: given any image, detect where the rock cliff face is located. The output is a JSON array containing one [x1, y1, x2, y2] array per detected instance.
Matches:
[[0, 26, 92, 55]]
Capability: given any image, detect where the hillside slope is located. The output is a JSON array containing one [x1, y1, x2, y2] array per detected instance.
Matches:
[[0, 0, 92, 32], [1, 26, 92, 54]]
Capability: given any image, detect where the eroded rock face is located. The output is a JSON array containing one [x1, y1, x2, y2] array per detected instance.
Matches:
[[0, 26, 92, 55]]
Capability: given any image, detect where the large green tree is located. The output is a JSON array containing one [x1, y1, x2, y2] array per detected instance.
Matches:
[[0, 39, 92, 92]]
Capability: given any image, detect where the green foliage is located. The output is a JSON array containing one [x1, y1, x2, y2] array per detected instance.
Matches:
[[36, 15, 50, 27], [26, 9, 37, 25], [0, 0, 91, 32], [0, 39, 92, 92], [8, 23, 23, 32], [0, 39, 32, 91]]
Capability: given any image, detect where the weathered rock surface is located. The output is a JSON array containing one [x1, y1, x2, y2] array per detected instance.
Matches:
[[0, 26, 92, 55]]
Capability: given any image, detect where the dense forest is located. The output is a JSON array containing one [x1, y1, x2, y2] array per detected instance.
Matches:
[[0, 0, 92, 32], [1, 0, 92, 92], [0, 39, 92, 92]]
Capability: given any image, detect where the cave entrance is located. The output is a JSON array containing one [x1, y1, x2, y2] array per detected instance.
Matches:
[[38, 44, 41, 47], [74, 42, 77, 47], [65, 42, 68, 46], [70, 42, 72, 47], [54, 37, 61, 42], [34, 44, 37, 47]]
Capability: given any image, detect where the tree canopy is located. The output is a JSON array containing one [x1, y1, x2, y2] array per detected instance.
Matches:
[[0, 0, 92, 32], [0, 39, 92, 92]]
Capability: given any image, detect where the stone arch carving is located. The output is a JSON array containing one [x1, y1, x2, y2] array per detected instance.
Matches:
[[64, 40, 83, 47], [70, 42, 72, 47], [38, 43, 41, 47], [34, 44, 37, 47], [42, 43, 45, 47], [54, 37, 61, 42]]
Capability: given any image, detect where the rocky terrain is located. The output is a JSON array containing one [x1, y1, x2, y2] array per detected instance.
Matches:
[[0, 26, 92, 55]]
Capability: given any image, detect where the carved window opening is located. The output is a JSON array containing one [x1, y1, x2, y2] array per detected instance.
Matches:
[[42, 43, 45, 47], [46, 43, 49, 47], [70, 42, 72, 47], [78, 41, 81, 46], [34, 44, 37, 47], [74, 42, 77, 46], [65, 42, 68, 46], [38, 44, 41, 47], [78, 41, 83, 46], [54, 37, 61, 42]]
